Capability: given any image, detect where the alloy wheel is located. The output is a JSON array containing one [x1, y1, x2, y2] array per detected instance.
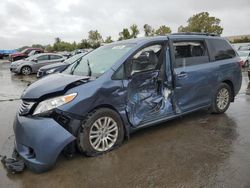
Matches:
[[21, 67, 31, 75], [216, 88, 229, 110], [89, 116, 118, 152]]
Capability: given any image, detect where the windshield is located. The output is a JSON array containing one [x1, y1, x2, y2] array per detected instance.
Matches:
[[64, 53, 86, 64], [21, 49, 28, 53], [63, 43, 135, 77]]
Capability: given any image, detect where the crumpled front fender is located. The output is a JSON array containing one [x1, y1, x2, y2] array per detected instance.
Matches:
[[13, 115, 75, 173]]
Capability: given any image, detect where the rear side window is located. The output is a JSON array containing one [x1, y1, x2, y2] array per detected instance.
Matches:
[[208, 39, 236, 61], [37, 55, 49, 61], [173, 41, 209, 68], [50, 55, 62, 60]]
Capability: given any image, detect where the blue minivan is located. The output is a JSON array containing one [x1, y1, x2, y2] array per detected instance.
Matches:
[[13, 33, 242, 172]]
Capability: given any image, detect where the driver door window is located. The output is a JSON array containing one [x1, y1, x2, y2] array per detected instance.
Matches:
[[130, 44, 162, 75]]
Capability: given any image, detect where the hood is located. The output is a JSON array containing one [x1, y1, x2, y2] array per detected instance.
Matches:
[[10, 52, 25, 57], [11, 59, 29, 65], [40, 62, 67, 70], [21, 73, 90, 99]]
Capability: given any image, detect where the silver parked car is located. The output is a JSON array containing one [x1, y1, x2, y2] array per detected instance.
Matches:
[[10, 53, 66, 75], [237, 51, 250, 67]]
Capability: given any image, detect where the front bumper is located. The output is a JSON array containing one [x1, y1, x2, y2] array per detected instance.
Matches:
[[13, 115, 75, 173], [10, 67, 19, 73]]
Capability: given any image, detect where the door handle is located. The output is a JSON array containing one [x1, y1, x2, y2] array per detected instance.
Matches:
[[177, 72, 187, 78]]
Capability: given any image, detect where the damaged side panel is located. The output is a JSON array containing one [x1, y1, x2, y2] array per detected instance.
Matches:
[[126, 70, 164, 126], [125, 46, 176, 127]]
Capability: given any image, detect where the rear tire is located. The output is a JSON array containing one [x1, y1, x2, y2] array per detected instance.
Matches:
[[211, 83, 232, 114], [77, 108, 124, 157], [21, 66, 32, 75]]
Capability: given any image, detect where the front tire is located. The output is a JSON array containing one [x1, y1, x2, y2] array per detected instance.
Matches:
[[21, 66, 32, 75], [211, 83, 232, 114], [77, 108, 124, 156]]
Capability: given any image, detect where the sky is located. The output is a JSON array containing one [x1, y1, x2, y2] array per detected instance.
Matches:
[[0, 0, 249, 49]]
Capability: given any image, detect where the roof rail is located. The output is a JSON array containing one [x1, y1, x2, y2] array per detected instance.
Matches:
[[171, 32, 220, 37]]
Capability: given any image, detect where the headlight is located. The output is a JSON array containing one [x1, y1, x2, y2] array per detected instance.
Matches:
[[33, 93, 77, 115], [46, 68, 56, 74]]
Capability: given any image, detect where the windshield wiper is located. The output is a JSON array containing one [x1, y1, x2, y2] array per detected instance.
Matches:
[[87, 59, 92, 77], [69, 60, 81, 75]]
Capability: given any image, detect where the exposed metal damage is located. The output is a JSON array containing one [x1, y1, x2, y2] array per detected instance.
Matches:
[[1, 150, 25, 174]]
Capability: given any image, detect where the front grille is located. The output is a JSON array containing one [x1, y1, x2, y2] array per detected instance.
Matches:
[[19, 101, 35, 116]]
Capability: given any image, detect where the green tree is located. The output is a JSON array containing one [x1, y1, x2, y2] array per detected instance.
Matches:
[[51, 37, 79, 52], [118, 24, 140, 40], [18, 46, 30, 51], [104, 36, 114, 43], [232, 36, 250, 43], [78, 39, 91, 49], [88, 30, 103, 48], [143, 24, 154, 37], [155, 25, 172, 36], [55, 37, 61, 44], [45, 44, 54, 52], [177, 26, 187, 33], [130, 24, 139, 38], [178, 12, 223, 35], [31, 44, 44, 49], [53, 37, 61, 51], [72, 41, 77, 49], [57, 41, 72, 51], [118, 28, 131, 40]]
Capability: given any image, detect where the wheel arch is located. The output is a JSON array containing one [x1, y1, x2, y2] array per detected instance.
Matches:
[[86, 104, 130, 139], [222, 80, 235, 102], [21, 65, 33, 74]]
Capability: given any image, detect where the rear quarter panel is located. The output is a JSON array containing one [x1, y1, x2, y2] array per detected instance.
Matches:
[[205, 38, 242, 97], [209, 57, 242, 97]]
